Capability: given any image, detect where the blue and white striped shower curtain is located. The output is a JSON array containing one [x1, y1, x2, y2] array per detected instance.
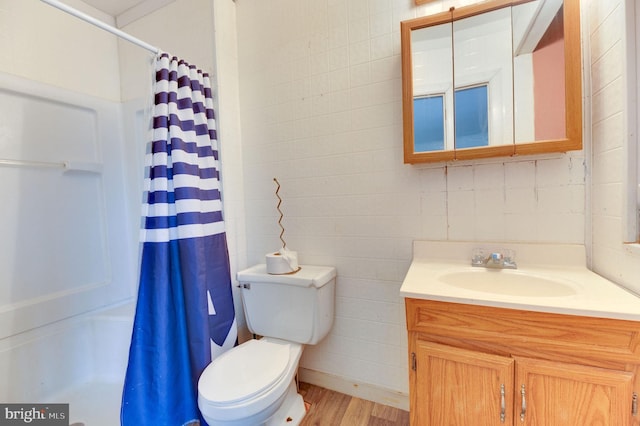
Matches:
[[121, 53, 237, 426]]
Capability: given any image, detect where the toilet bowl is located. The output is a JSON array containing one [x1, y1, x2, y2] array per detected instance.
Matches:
[[197, 337, 306, 426]]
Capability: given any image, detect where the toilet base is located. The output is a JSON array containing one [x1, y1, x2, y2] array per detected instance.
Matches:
[[265, 381, 306, 426]]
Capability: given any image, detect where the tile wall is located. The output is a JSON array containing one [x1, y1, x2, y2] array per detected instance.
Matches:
[[235, 0, 587, 394], [588, 0, 640, 294]]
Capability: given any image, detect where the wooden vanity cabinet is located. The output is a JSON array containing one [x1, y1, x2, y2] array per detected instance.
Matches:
[[406, 299, 640, 425]]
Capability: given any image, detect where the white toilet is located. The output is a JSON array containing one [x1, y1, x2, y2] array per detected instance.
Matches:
[[197, 264, 336, 426]]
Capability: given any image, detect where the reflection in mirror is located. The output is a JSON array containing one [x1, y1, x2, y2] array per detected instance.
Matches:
[[401, 0, 581, 164], [411, 23, 453, 153], [512, 0, 565, 143], [414, 94, 445, 151], [453, 7, 513, 149], [455, 85, 489, 148]]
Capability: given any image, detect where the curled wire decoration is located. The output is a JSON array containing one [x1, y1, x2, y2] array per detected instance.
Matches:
[[273, 178, 287, 249]]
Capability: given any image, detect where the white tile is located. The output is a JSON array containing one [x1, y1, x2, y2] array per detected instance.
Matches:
[[349, 62, 372, 86], [589, 2, 622, 62], [310, 73, 331, 95], [592, 147, 623, 185], [474, 163, 504, 189], [328, 47, 350, 72], [349, 39, 371, 65], [474, 214, 506, 241], [591, 40, 623, 93], [371, 56, 401, 82], [328, 2, 349, 29], [592, 182, 623, 218], [369, 0, 391, 15], [535, 157, 579, 188], [419, 166, 447, 191], [369, 12, 392, 38], [536, 213, 585, 243], [447, 165, 474, 191], [592, 76, 623, 124], [422, 215, 448, 240], [351, 102, 400, 130], [348, 17, 370, 43], [447, 215, 477, 240], [592, 214, 623, 250], [592, 112, 623, 154], [504, 213, 539, 241], [348, 0, 369, 20], [370, 34, 393, 60], [422, 191, 447, 216], [448, 190, 475, 215], [505, 161, 536, 188], [329, 24, 349, 48], [311, 51, 329, 76], [475, 189, 505, 216], [505, 188, 536, 214]]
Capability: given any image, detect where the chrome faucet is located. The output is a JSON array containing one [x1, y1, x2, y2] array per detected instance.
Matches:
[[471, 249, 517, 269]]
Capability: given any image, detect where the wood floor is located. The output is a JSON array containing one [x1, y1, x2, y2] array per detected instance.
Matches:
[[298, 382, 410, 426]]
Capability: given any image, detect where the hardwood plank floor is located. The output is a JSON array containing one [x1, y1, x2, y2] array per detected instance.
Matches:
[[298, 382, 410, 426]]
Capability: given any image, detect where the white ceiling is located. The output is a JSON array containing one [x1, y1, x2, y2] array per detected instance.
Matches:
[[82, 0, 147, 17], [81, 0, 173, 27]]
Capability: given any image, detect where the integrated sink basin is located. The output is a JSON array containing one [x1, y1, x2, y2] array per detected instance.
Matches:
[[400, 241, 640, 321], [436, 268, 578, 297]]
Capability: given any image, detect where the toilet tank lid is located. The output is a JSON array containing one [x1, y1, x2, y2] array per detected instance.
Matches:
[[237, 264, 336, 288]]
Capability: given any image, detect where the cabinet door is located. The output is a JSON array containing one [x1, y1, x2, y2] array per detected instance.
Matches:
[[514, 357, 634, 425], [413, 340, 514, 425]]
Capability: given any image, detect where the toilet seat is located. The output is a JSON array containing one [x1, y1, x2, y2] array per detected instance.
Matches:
[[199, 338, 290, 405], [198, 337, 303, 424]]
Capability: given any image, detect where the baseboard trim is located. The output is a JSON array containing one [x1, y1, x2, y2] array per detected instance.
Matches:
[[298, 368, 409, 411]]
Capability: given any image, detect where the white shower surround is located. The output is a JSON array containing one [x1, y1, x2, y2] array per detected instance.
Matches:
[[0, 303, 134, 425]]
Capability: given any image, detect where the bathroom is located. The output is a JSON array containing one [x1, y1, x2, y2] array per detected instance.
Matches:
[[0, 0, 638, 424]]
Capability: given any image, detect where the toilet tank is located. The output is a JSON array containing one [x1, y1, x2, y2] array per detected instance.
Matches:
[[237, 264, 336, 345]]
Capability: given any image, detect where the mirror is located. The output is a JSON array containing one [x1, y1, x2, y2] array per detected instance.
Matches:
[[453, 6, 513, 150], [411, 22, 453, 152], [401, 0, 581, 164], [512, 0, 566, 143]]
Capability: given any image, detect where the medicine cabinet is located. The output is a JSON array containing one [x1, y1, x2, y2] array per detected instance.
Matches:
[[401, 0, 582, 164]]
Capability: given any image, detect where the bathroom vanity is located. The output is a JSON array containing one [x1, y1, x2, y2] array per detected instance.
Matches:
[[401, 241, 640, 425]]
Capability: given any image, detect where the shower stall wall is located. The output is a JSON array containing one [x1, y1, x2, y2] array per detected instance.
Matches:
[[0, 2, 144, 423], [0, 71, 139, 340], [0, 61, 143, 426]]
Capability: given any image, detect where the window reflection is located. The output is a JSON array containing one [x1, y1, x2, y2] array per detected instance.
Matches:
[[413, 85, 489, 152], [455, 85, 489, 149], [414, 94, 445, 152]]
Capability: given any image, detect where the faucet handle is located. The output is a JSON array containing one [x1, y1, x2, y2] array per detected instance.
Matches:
[[471, 248, 485, 266], [502, 248, 514, 261], [502, 249, 517, 268]]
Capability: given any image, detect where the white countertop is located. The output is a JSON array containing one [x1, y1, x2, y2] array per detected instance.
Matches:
[[400, 241, 640, 321]]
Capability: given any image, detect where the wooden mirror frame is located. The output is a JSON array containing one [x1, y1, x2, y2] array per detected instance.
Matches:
[[401, 0, 582, 164]]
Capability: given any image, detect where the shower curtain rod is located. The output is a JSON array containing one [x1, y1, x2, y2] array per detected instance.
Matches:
[[40, 0, 160, 54]]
